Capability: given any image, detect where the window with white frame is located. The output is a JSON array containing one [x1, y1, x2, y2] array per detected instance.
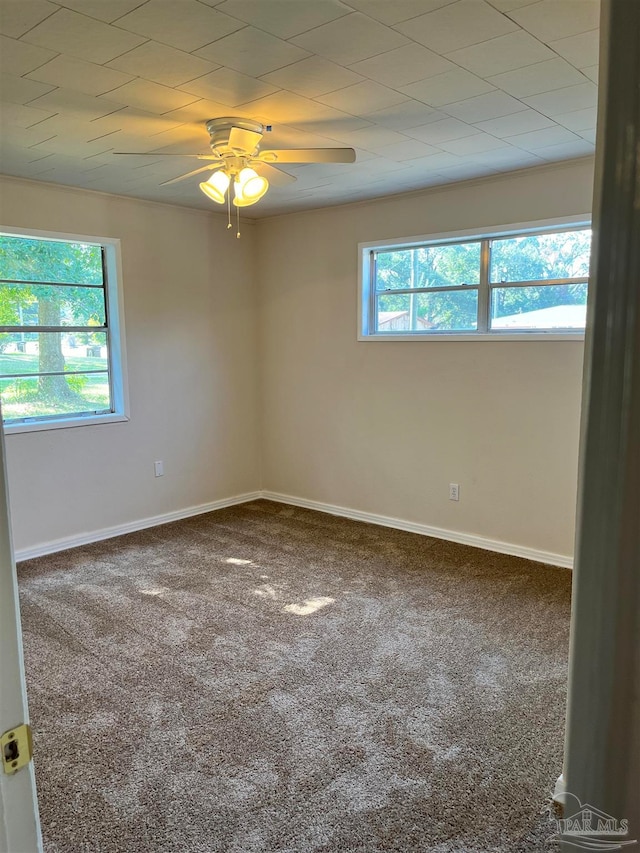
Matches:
[[360, 222, 591, 338], [0, 229, 127, 431]]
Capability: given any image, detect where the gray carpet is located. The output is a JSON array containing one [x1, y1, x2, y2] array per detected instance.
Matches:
[[18, 500, 572, 852]]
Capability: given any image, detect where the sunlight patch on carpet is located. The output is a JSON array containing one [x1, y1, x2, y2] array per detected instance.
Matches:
[[284, 595, 335, 615]]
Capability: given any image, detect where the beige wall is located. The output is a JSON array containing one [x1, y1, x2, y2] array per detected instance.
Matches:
[[1, 159, 594, 560], [257, 159, 595, 560], [0, 177, 260, 553]]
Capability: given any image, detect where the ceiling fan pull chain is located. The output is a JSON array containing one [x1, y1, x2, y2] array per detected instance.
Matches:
[[227, 189, 232, 230], [237, 204, 241, 239]]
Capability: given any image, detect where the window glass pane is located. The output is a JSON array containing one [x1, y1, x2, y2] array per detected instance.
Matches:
[[0, 282, 106, 327], [0, 331, 108, 375], [489, 229, 591, 282], [375, 241, 481, 290], [0, 235, 103, 284], [377, 290, 478, 332], [0, 372, 111, 422], [490, 283, 588, 330]]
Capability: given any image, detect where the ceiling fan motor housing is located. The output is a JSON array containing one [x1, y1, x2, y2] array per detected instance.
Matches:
[[206, 117, 264, 157]]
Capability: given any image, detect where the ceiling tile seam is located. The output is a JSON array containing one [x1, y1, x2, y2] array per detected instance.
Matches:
[[143, 0, 353, 67], [274, 14, 501, 73], [253, 66, 364, 95], [102, 43, 223, 92], [101, 0, 150, 26], [383, 3, 521, 50], [339, 0, 459, 28], [3, 80, 57, 103], [24, 151, 55, 164], [481, 55, 599, 99], [276, 11, 411, 56], [300, 89, 483, 131], [24, 134, 56, 148], [84, 129, 125, 145], [179, 61, 293, 90], [244, 66, 513, 117], [13, 7, 170, 70], [191, 0, 356, 41], [249, 42, 459, 98], [97, 36, 154, 75], [532, 33, 600, 80], [12, 89, 197, 139], [97, 15, 249, 61], [339, 55, 503, 96], [99, 36, 192, 66], [82, 112, 193, 141], [20, 110, 115, 148], [93, 85, 203, 116], [79, 146, 117, 161], [10, 3, 61, 40], [5, 114, 50, 133], [20, 95, 129, 126], [498, 4, 599, 42], [467, 105, 568, 132], [13, 46, 63, 79]]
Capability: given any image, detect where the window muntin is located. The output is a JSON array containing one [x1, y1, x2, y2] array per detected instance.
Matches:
[[365, 224, 590, 337], [0, 232, 121, 426]]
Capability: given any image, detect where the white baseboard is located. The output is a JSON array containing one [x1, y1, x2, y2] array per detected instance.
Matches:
[[553, 774, 566, 804], [261, 490, 574, 569], [16, 489, 573, 569], [15, 491, 262, 562]]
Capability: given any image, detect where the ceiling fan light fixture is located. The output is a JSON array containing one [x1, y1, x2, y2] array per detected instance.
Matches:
[[235, 167, 269, 202], [232, 189, 258, 207], [199, 169, 230, 204]]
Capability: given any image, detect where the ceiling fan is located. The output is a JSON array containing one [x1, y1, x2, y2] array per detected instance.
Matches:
[[114, 117, 356, 216]]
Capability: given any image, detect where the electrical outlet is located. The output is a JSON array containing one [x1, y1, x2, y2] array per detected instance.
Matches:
[[154, 461, 164, 477], [449, 483, 459, 501]]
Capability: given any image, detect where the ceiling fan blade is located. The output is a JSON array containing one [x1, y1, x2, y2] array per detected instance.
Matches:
[[160, 163, 224, 187], [113, 152, 219, 159], [251, 161, 297, 186], [228, 126, 263, 153], [258, 147, 356, 164]]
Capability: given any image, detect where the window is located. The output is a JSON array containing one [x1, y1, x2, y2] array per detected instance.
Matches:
[[360, 221, 591, 339], [0, 229, 128, 432]]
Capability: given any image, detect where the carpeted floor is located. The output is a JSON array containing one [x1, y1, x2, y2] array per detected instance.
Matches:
[[18, 500, 572, 853]]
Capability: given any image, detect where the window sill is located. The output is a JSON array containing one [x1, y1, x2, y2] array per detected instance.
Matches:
[[3, 412, 129, 435], [358, 332, 585, 342]]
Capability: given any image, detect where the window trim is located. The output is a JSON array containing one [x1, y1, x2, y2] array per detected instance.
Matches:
[[0, 226, 130, 434], [358, 214, 591, 342]]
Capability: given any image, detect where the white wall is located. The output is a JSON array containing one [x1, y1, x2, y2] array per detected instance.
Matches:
[[256, 159, 595, 561], [0, 176, 260, 554]]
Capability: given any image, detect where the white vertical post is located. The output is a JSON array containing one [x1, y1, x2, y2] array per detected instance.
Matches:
[[561, 0, 640, 847]]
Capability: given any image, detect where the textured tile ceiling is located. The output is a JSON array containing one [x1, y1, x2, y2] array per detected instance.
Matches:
[[0, 0, 599, 217]]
